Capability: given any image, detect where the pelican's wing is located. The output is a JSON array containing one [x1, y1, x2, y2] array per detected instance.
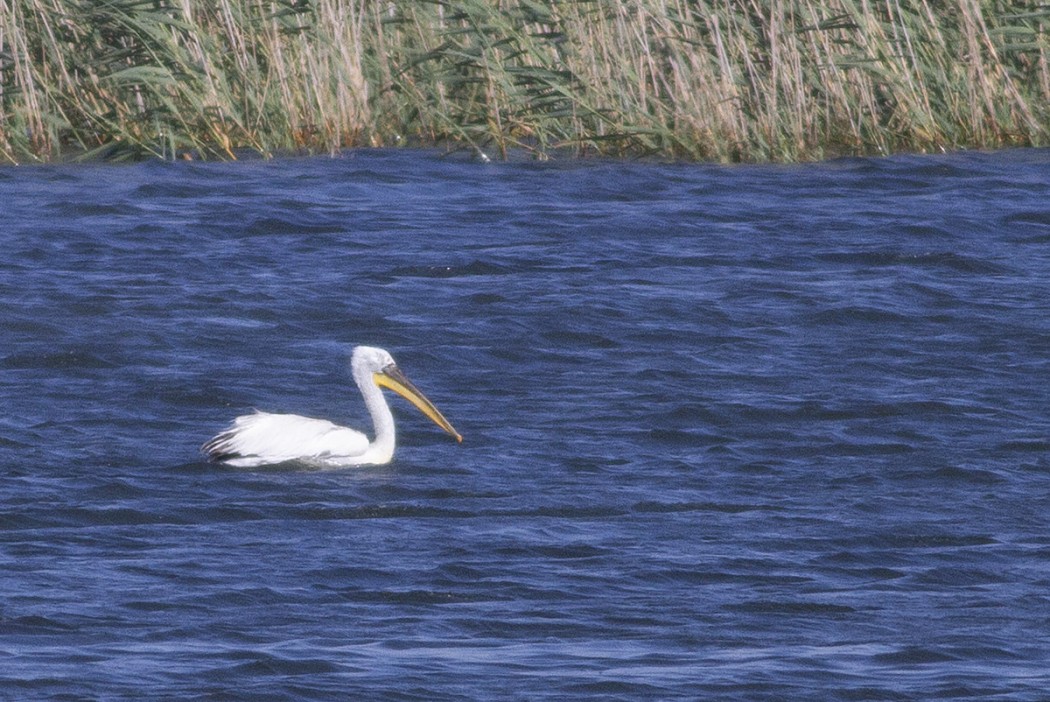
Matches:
[[202, 411, 369, 467]]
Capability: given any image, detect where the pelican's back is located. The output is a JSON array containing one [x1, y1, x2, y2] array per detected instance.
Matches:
[[202, 411, 370, 467]]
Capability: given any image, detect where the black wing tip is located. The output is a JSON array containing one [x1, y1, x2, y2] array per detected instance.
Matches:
[[200, 432, 241, 462]]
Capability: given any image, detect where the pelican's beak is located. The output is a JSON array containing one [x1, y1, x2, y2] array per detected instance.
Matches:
[[375, 365, 463, 442]]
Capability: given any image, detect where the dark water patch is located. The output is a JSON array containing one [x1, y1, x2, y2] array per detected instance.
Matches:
[[814, 250, 1012, 275], [3, 349, 118, 370], [45, 201, 143, 217], [632, 500, 776, 514], [559, 681, 676, 700], [241, 215, 348, 236], [540, 329, 620, 349], [725, 600, 857, 616], [1003, 210, 1050, 228], [839, 531, 999, 551], [909, 566, 1009, 587], [212, 654, 346, 677], [1, 615, 79, 634], [925, 464, 1006, 484], [872, 646, 959, 665], [997, 439, 1050, 453]]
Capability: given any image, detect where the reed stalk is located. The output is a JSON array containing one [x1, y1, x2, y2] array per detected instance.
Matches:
[[0, 0, 1047, 163]]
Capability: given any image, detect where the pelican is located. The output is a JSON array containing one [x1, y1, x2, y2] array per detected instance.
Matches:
[[202, 346, 462, 468]]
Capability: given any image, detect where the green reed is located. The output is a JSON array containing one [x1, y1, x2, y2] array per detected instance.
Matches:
[[1, 0, 1047, 163]]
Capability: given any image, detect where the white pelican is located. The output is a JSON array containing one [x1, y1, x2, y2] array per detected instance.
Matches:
[[202, 346, 462, 467]]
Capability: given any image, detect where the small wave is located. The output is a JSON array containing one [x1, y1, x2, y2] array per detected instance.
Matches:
[[205, 652, 345, 678], [391, 260, 514, 278], [807, 305, 911, 325]]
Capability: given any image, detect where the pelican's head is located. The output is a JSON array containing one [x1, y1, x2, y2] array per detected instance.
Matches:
[[352, 345, 463, 442], [352, 345, 397, 375]]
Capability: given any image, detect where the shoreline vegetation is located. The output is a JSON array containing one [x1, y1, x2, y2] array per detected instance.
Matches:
[[2, 0, 1048, 164]]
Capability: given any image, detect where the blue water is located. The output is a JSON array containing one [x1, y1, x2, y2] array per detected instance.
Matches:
[[2, 149, 1049, 700]]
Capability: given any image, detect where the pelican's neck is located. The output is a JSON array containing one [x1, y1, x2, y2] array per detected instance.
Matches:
[[357, 369, 395, 463]]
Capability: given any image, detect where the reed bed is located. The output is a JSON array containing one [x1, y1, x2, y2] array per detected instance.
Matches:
[[1, 0, 1048, 162]]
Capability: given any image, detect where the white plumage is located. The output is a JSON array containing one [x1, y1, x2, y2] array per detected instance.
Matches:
[[202, 346, 461, 468]]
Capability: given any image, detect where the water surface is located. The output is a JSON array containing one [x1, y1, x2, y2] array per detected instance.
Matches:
[[2, 149, 1049, 699]]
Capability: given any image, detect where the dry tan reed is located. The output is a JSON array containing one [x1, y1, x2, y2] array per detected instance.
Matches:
[[0, 0, 1047, 162]]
